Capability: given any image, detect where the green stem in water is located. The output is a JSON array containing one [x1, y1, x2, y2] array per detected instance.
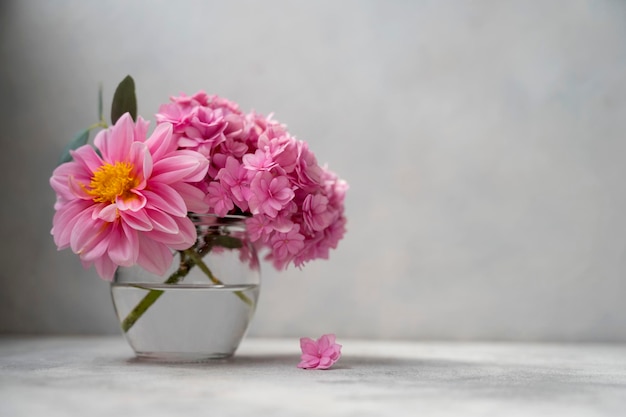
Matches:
[[120, 242, 253, 333], [183, 249, 254, 308], [120, 257, 193, 332], [121, 289, 164, 332]]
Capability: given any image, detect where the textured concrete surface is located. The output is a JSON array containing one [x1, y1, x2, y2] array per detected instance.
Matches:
[[2, 1, 626, 341], [1, 336, 626, 416]]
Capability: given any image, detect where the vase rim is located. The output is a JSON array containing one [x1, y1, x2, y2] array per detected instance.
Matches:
[[192, 213, 249, 218], [189, 213, 251, 223]]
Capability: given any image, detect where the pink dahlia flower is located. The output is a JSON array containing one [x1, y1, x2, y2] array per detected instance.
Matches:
[[50, 113, 209, 280], [298, 334, 342, 370]]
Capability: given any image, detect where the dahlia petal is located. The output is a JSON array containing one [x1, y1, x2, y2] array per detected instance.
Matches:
[[143, 183, 187, 217], [94, 204, 118, 222], [142, 230, 186, 248], [92, 129, 111, 163], [133, 116, 150, 143], [169, 182, 209, 213], [70, 144, 104, 174], [78, 228, 111, 262], [50, 163, 91, 201], [143, 216, 195, 250], [52, 200, 93, 249], [171, 216, 196, 248], [151, 154, 208, 183], [107, 223, 138, 266], [120, 209, 153, 232], [70, 210, 104, 254], [93, 255, 117, 281], [128, 141, 152, 186], [175, 150, 210, 182], [67, 175, 92, 200], [142, 156, 153, 188], [145, 209, 179, 234], [116, 190, 147, 212], [136, 235, 174, 275], [106, 113, 135, 162], [145, 123, 176, 161]]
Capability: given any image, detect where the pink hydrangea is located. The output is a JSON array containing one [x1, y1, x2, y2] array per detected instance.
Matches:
[[50, 113, 209, 280], [156, 92, 247, 158], [154, 92, 348, 271], [298, 334, 342, 370], [248, 172, 295, 218], [302, 194, 334, 233], [270, 225, 305, 269], [205, 181, 235, 217], [216, 156, 252, 210]]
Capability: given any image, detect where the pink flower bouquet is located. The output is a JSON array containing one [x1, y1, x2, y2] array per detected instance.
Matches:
[[50, 76, 348, 332]]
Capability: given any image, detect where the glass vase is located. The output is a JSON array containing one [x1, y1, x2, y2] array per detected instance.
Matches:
[[110, 215, 260, 362]]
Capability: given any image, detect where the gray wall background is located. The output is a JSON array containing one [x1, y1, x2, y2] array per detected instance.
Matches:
[[1, 0, 626, 341]]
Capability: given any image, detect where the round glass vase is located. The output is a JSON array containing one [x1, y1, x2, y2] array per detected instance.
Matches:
[[110, 215, 260, 362]]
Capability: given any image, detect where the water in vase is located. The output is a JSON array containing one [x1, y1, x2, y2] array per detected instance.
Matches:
[[110, 283, 259, 361]]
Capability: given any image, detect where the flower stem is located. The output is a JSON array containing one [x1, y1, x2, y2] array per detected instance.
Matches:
[[120, 261, 193, 332], [120, 289, 164, 332], [88, 120, 108, 131], [120, 244, 254, 333], [183, 249, 254, 308]]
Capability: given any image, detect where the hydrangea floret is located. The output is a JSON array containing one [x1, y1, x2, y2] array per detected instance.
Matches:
[[298, 334, 342, 369]]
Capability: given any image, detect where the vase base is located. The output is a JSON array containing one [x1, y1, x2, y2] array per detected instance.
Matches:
[[132, 351, 234, 363]]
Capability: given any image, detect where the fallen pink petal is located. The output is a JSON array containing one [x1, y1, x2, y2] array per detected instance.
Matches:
[[298, 334, 342, 370]]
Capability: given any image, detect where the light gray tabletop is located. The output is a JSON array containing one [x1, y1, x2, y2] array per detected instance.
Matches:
[[1, 336, 625, 416]]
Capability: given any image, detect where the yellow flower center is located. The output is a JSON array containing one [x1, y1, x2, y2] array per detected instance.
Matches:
[[87, 162, 139, 203]]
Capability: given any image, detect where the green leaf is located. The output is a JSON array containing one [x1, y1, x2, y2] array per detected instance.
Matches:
[[110, 75, 137, 124], [58, 129, 90, 165], [98, 83, 103, 121], [213, 235, 243, 249]]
